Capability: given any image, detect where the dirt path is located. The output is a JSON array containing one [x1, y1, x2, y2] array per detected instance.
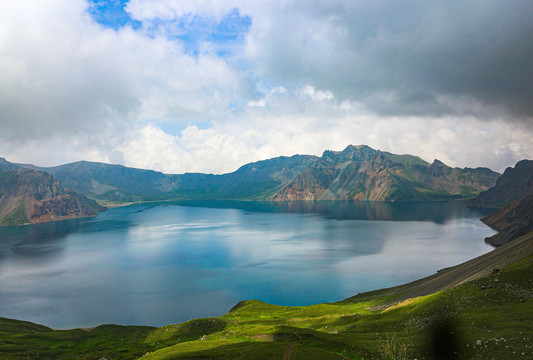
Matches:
[[282, 343, 296, 360]]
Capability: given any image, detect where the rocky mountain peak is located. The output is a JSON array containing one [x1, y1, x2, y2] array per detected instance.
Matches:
[[322, 145, 379, 163], [469, 159, 533, 208], [0, 157, 21, 172], [430, 159, 448, 167]]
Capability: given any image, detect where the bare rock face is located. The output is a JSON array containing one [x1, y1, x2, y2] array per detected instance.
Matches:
[[273, 145, 499, 201], [468, 159, 533, 246], [0, 168, 106, 226], [468, 160, 533, 208], [481, 194, 533, 246], [0, 146, 501, 204]]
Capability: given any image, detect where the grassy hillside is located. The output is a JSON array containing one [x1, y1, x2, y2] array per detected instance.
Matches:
[[1, 231, 532, 360], [382, 151, 430, 166], [0, 320, 155, 360]]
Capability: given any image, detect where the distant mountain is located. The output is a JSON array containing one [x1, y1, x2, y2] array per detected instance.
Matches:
[[273, 145, 499, 201], [0, 146, 500, 203], [0, 168, 106, 226], [481, 194, 533, 246], [23, 155, 317, 202], [37, 161, 176, 202], [468, 160, 533, 208]]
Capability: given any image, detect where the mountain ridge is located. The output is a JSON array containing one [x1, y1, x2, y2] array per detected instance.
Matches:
[[465, 159, 533, 246], [468, 159, 533, 208], [481, 194, 533, 246], [0, 145, 500, 203], [273, 145, 499, 201], [0, 168, 106, 226]]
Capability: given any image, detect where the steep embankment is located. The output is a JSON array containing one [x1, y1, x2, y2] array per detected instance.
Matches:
[[480, 194, 533, 246], [468, 159, 533, 208], [273, 145, 499, 201], [0, 168, 106, 226], [468, 159, 533, 246]]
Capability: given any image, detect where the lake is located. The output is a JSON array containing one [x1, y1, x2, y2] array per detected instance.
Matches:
[[0, 200, 495, 329]]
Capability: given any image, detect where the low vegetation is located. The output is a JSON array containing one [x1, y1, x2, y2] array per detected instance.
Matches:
[[1, 232, 532, 359]]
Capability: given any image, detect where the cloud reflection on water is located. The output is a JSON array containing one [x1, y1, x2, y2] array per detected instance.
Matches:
[[0, 201, 495, 328]]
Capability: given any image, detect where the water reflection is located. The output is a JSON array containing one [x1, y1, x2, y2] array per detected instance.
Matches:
[[156, 200, 493, 223], [0, 201, 496, 329], [0, 210, 135, 262], [0, 219, 82, 262]]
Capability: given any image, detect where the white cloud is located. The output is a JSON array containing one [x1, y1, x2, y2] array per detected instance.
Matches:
[[108, 100, 532, 174], [0, 0, 247, 138], [247, 99, 266, 108], [0, 0, 531, 176], [299, 85, 334, 102], [126, 0, 241, 21]]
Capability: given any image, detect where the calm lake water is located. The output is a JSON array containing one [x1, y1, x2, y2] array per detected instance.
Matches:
[[0, 201, 495, 329]]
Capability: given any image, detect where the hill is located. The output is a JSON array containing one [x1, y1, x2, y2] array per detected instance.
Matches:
[[466, 159, 533, 246], [0, 146, 499, 203], [0, 168, 106, 226], [273, 145, 499, 201], [480, 194, 533, 247], [468, 159, 533, 208]]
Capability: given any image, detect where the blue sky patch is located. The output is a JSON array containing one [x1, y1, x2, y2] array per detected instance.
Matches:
[[87, 0, 142, 30], [87, 1, 251, 57], [149, 8, 252, 56]]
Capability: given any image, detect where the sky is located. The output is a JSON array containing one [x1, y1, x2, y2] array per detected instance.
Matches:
[[0, 0, 532, 174]]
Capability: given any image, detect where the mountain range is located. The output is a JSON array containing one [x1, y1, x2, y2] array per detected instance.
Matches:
[[0, 145, 500, 206], [272, 145, 498, 201]]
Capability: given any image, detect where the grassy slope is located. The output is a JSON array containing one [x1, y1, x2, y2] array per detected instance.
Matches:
[[0, 202, 29, 226], [2, 232, 531, 360], [139, 232, 533, 360], [382, 152, 430, 167], [0, 321, 156, 360]]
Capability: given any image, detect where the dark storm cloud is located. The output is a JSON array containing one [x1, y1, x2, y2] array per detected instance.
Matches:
[[1, 0, 531, 172], [249, 0, 533, 119]]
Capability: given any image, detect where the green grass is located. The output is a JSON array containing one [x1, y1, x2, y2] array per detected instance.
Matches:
[[0, 322, 156, 360], [382, 152, 430, 167], [0, 202, 29, 226], [141, 254, 533, 359], [2, 253, 532, 359], [145, 318, 228, 348]]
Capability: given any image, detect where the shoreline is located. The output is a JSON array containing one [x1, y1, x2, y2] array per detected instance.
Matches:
[[6, 228, 528, 332]]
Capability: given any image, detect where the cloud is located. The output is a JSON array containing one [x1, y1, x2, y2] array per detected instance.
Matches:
[[0, 0, 248, 140], [124, 0, 533, 119], [108, 96, 533, 174], [243, 0, 533, 120], [0, 0, 531, 175]]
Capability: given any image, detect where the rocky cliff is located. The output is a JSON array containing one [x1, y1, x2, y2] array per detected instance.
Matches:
[[0, 146, 500, 204], [481, 194, 533, 246], [0, 168, 106, 226], [468, 160, 533, 208], [273, 145, 499, 201]]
